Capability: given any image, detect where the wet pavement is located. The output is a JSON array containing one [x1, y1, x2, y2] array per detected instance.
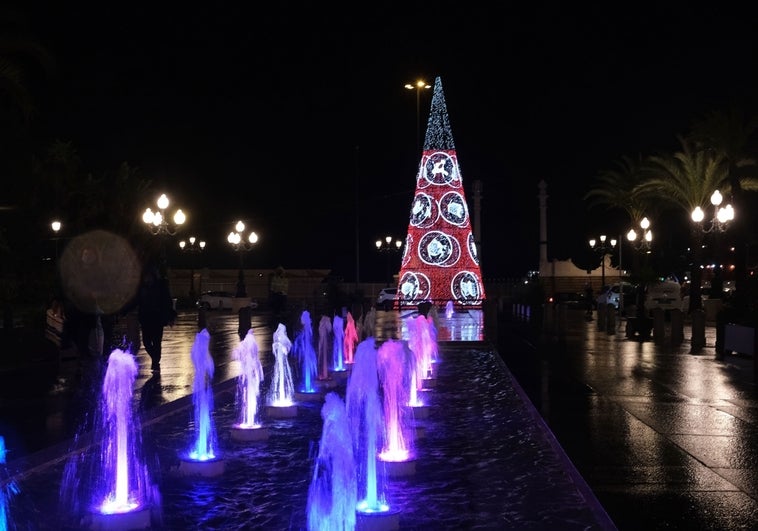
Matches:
[[500, 308, 758, 530], [1, 305, 756, 529]]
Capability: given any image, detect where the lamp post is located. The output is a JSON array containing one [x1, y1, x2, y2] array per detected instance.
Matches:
[[227, 221, 258, 298], [142, 193, 186, 266], [179, 236, 206, 301], [690, 190, 734, 308], [588, 234, 617, 290], [50, 219, 62, 261], [375, 235, 403, 286], [404, 79, 431, 154], [626, 217, 653, 324]]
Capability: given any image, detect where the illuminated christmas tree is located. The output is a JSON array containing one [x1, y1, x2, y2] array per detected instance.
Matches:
[[397, 76, 485, 308]]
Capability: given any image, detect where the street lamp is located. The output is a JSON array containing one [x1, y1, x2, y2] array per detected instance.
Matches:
[[179, 236, 206, 301], [404, 79, 431, 154], [589, 234, 617, 289], [626, 216, 653, 252], [375, 235, 403, 286], [691, 190, 734, 233], [227, 220, 258, 298], [50, 219, 62, 260], [142, 193, 186, 235]]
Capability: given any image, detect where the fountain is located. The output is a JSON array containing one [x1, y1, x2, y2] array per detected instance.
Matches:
[[376, 339, 416, 477], [445, 300, 454, 319], [362, 307, 377, 340], [230, 329, 269, 442], [409, 315, 438, 391], [316, 314, 336, 388], [343, 311, 359, 365], [306, 392, 357, 531], [59, 348, 157, 529], [178, 329, 225, 477], [293, 310, 322, 402], [266, 323, 298, 418], [331, 314, 347, 379], [0, 436, 18, 531], [346, 338, 400, 530]]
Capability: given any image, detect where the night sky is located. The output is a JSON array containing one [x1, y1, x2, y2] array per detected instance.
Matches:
[[16, 2, 758, 281]]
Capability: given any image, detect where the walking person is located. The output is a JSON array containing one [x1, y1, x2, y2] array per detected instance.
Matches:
[[138, 263, 176, 372]]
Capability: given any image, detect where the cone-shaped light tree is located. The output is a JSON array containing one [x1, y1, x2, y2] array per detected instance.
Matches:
[[396, 77, 486, 308]]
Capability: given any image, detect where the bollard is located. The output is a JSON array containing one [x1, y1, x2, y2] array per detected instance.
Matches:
[[597, 303, 607, 331], [652, 307, 665, 345], [670, 309, 684, 345], [606, 307, 616, 335], [690, 309, 706, 353]]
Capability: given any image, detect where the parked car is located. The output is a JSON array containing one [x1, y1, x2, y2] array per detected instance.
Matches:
[[196, 291, 258, 311], [597, 282, 638, 312], [376, 287, 398, 310], [548, 292, 588, 310], [645, 280, 682, 314]]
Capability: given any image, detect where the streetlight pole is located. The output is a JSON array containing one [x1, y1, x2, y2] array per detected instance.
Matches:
[[589, 234, 617, 290], [227, 220, 258, 298], [626, 216, 653, 321], [50, 220, 62, 261], [142, 193, 186, 267], [375, 235, 403, 286], [179, 236, 206, 301], [404, 80, 431, 154]]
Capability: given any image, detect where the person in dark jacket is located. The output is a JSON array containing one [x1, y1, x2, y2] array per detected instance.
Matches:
[[138, 264, 176, 372]]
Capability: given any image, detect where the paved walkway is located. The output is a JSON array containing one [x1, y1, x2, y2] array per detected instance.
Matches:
[[499, 308, 758, 530]]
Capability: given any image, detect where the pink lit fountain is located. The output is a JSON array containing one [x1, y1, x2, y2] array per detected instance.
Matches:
[[347, 338, 400, 530], [409, 315, 438, 391], [230, 329, 269, 442], [376, 339, 416, 477], [59, 348, 158, 529], [178, 329, 225, 477], [343, 311, 359, 365], [266, 323, 298, 418], [293, 310, 322, 402]]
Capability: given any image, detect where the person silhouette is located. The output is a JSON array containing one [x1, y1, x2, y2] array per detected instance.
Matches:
[[138, 263, 176, 372]]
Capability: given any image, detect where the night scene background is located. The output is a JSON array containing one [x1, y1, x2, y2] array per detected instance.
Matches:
[[3, 2, 758, 283]]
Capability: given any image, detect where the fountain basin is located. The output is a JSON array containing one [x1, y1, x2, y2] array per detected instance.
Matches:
[[329, 369, 350, 383], [379, 456, 416, 477], [356, 508, 401, 531], [88, 507, 152, 530], [177, 457, 226, 477], [294, 390, 324, 402], [315, 378, 339, 390], [421, 377, 437, 389], [230, 425, 270, 442], [410, 404, 430, 419], [266, 404, 298, 418]]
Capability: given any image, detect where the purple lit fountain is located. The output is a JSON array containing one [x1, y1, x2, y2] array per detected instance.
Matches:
[[1, 436, 18, 531], [316, 315, 335, 388], [347, 338, 400, 530], [59, 348, 157, 529], [331, 314, 347, 379], [376, 339, 416, 477], [293, 310, 322, 402], [230, 329, 269, 442], [409, 315, 438, 391], [178, 329, 224, 477], [306, 392, 357, 531], [266, 323, 297, 418]]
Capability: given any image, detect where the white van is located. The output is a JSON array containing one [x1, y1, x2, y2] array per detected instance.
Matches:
[[645, 280, 682, 314]]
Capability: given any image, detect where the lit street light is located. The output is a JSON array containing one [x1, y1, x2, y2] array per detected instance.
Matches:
[[589, 234, 617, 289], [179, 236, 206, 301], [691, 190, 734, 233], [375, 235, 403, 286], [142, 193, 186, 267], [626, 216, 653, 251], [227, 221, 258, 298], [404, 79, 431, 154], [50, 219, 62, 260]]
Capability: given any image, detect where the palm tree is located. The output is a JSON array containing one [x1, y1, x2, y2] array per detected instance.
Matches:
[[635, 136, 732, 312], [687, 106, 758, 308], [584, 154, 659, 320]]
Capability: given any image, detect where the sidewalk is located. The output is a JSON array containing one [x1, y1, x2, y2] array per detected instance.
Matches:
[[499, 308, 758, 531]]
